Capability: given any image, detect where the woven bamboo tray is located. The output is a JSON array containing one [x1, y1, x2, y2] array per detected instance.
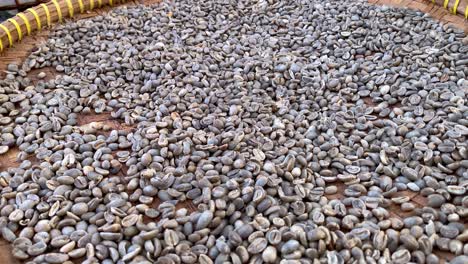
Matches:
[[0, 0, 466, 263]]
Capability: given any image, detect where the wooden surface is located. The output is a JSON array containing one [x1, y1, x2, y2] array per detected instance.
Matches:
[[0, 0, 466, 263]]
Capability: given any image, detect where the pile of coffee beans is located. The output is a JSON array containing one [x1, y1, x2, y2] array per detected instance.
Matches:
[[0, 0, 467, 263]]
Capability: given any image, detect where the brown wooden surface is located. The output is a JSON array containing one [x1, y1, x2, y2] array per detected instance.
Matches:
[[0, 0, 466, 263]]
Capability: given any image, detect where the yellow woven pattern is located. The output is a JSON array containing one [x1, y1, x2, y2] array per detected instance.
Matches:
[[40, 3, 52, 26], [452, 0, 460, 14], [7, 18, 22, 41], [443, 0, 449, 9], [17, 13, 32, 36], [28, 8, 42, 30], [78, 0, 85, 13], [66, 0, 75, 17], [52, 0, 63, 22], [0, 24, 13, 47]]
